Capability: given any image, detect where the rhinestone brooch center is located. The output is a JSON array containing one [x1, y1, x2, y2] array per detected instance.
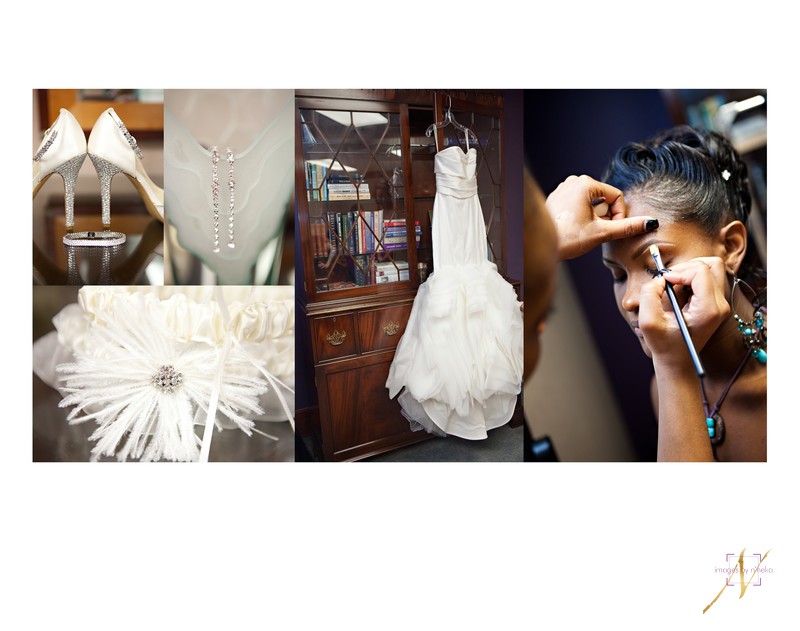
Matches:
[[152, 365, 183, 393]]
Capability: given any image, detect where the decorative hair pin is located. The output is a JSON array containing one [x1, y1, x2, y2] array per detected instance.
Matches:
[[721, 169, 731, 181]]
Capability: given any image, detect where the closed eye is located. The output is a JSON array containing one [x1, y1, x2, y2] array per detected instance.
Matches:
[[602, 258, 627, 284]]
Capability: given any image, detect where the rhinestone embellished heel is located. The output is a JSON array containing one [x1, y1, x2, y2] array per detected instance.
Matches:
[[52, 153, 87, 229], [32, 108, 88, 231], [89, 153, 122, 228], [87, 108, 164, 223]]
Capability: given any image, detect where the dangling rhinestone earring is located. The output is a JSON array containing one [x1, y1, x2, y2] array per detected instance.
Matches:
[[226, 147, 236, 249], [211, 147, 220, 253], [731, 277, 767, 364]]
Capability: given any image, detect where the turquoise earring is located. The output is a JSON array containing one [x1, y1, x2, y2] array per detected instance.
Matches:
[[731, 277, 767, 364]]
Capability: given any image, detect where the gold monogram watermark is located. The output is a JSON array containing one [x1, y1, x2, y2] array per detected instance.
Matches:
[[703, 548, 771, 614]]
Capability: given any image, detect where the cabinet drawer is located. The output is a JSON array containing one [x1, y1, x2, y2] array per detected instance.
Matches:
[[358, 303, 413, 354], [314, 313, 357, 362]]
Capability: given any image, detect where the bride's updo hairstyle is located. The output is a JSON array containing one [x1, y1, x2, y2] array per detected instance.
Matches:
[[603, 126, 760, 284]]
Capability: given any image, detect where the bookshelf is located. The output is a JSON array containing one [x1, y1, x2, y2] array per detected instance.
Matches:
[[295, 90, 511, 461], [298, 100, 422, 297]]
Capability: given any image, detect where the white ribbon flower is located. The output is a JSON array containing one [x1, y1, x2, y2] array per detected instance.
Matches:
[[34, 287, 294, 462]]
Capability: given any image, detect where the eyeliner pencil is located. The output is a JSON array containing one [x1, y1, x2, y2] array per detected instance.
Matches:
[[649, 244, 705, 377]]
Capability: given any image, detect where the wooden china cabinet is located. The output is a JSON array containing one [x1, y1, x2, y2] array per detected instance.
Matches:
[[295, 90, 513, 461]]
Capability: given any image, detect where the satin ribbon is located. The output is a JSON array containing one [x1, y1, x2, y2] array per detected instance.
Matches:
[[434, 172, 477, 198], [198, 286, 295, 462]]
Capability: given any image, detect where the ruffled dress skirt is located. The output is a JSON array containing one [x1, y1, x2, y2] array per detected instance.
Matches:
[[385, 146, 523, 439]]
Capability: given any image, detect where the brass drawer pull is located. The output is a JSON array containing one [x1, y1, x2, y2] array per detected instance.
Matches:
[[383, 321, 400, 336], [326, 330, 347, 346]]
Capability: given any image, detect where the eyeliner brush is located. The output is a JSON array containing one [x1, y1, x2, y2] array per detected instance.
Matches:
[[649, 244, 705, 378]]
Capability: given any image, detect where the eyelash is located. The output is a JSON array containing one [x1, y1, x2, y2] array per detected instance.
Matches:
[[610, 263, 667, 284]]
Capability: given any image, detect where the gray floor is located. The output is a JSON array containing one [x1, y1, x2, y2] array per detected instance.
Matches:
[[364, 424, 523, 462]]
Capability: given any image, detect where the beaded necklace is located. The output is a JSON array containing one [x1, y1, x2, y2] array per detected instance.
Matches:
[[700, 279, 766, 454]]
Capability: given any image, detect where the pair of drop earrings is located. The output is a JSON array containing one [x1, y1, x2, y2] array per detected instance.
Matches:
[[210, 147, 235, 252]]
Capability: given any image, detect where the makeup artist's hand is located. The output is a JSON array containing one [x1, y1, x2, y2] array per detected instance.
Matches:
[[639, 257, 730, 364], [546, 175, 658, 260]]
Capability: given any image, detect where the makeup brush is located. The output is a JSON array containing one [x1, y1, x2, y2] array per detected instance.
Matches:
[[649, 244, 705, 377]]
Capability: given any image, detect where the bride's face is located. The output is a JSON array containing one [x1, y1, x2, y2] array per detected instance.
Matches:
[[600, 193, 721, 358]]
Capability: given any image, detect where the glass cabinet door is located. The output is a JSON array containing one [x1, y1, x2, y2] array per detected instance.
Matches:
[[407, 107, 436, 280], [299, 104, 416, 296]]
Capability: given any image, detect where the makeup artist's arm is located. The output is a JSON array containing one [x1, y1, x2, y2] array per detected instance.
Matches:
[[639, 278, 714, 461], [639, 259, 730, 461], [546, 175, 657, 260]]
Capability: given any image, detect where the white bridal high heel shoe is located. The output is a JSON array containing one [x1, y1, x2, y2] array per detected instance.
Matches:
[[87, 108, 164, 224], [32, 108, 87, 230]]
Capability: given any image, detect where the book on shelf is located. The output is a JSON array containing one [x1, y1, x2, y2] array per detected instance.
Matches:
[[375, 260, 409, 271], [328, 192, 371, 201], [381, 241, 420, 251], [375, 260, 409, 283], [338, 212, 349, 253], [310, 219, 329, 257], [305, 162, 376, 201], [345, 211, 357, 253], [326, 211, 337, 251], [309, 163, 318, 201], [348, 254, 411, 287], [311, 210, 415, 285], [327, 181, 371, 200], [327, 183, 370, 192], [312, 209, 423, 260], [375, 219, 421, 251], [306, 162, 331, 201], [327, 172, 365, 185], [321, 209, 390, 255], [352, 214, 360, 254], [348, 254, 371, 286], [383, 223, 421, 234]]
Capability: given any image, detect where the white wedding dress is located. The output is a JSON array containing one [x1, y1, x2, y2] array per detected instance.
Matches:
[[385, 143, 523, 440]]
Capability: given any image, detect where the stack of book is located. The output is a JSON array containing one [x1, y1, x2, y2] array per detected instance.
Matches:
[[375, 261, 409, 283], [326, 172, 370, 200], [305, 162, 371, 201], [347, 257, 410, 286], [382, 220, 421, 251]]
